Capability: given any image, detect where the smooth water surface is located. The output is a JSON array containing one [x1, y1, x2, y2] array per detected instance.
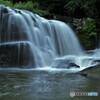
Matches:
[[0, 68, 100, 100]]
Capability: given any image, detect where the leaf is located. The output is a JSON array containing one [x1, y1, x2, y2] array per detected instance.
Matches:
[[89, 32, 97, 36]]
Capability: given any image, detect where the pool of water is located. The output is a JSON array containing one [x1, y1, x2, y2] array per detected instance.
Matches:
[[0, 67, 100, 100]]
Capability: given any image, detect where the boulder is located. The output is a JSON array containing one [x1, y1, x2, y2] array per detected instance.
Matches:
[[52, 56, 80, 69], [0, 41, 34, 68]]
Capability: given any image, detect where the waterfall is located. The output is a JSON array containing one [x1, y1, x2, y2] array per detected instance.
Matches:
[[0, 5, 100, 69]]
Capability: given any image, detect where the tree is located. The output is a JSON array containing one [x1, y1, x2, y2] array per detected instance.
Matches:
[[64, 0, 96, 18]]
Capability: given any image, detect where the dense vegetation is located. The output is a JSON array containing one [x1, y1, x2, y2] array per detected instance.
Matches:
[[0, 0, 100, 49]]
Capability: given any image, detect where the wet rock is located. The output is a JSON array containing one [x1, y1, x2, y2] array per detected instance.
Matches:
[[0, 41, 34, 68], [79, 65, 100, 79], [2, 7, 8, 13], [52, 56, 80, 69]]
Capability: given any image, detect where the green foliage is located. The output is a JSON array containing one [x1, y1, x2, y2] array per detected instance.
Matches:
[[13, 1, 49, 16], [64, 0, 96, 17], [0, 0, 48, 16], [14, 1, 38, 11], [81, 0, 96, 17], [35, 0, 67, 15], [0, 0, 13, 7], [73, 18, 97, 49], [64, 0, 81, 15], [83, 18, 96, 35]]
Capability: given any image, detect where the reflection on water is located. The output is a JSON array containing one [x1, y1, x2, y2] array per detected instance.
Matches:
[[0, 69, 100, 100]]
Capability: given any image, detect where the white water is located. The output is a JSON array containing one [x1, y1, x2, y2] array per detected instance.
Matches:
[[0, 5, 100, 72]]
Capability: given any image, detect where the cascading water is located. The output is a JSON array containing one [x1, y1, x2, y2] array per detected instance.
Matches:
[[0, 5, 100, 72]]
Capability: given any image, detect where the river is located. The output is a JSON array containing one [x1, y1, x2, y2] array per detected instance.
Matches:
[[0, 67, 100, 100]]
